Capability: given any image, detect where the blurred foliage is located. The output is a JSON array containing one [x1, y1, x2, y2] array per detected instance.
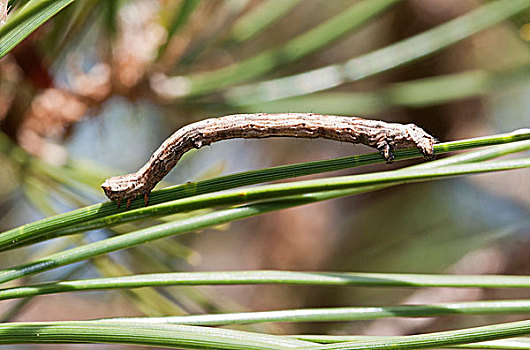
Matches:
[[0, 0, 530, 348]]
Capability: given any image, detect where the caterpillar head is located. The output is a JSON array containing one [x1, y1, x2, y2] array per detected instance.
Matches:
[[101, 173, 148, 208]]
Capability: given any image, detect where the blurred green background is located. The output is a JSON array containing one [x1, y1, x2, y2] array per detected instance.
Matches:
[[0, 0, 529, 344]]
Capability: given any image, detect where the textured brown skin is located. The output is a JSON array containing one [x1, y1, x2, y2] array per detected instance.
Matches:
[[102, 113, 435, 208]]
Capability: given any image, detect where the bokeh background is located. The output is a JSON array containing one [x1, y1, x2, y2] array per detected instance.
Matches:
[[0, 0, 529, 346]]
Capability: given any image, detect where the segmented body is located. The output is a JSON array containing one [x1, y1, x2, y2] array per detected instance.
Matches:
[[102, 113, 435, 208]]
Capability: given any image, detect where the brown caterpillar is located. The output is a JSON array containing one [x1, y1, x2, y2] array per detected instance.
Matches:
[[102, 113, 435, 208]]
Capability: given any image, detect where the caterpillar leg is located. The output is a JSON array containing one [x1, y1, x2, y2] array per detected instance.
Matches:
[[377, 142, 394, 163]]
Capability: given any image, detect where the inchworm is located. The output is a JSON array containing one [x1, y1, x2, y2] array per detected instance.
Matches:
[[102, 113, 435, 208]]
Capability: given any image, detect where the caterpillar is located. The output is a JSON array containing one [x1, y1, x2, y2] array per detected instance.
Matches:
[[102, 113, 435, 208]]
